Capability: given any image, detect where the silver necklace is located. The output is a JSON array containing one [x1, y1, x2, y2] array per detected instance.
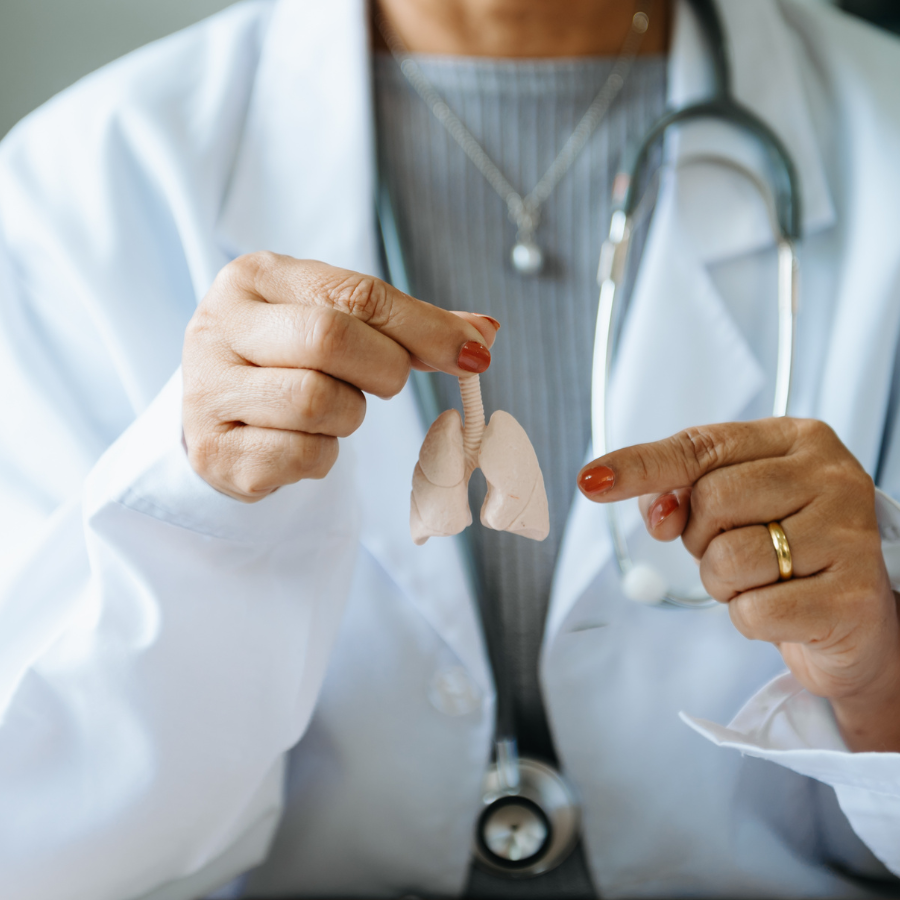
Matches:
[[376, 5, 651, 276]]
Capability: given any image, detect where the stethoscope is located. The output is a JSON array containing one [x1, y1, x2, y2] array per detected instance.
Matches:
[[596, 0, 801, 610], [377, 0, 802, 877]]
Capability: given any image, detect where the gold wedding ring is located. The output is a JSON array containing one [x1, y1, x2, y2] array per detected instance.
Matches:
[[767, 521, 793, 581]]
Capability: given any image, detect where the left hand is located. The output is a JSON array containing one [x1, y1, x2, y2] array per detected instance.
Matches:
[[577, 417, 900, 752]]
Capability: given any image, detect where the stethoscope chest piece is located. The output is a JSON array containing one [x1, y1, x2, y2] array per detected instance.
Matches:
[[473, 756, 580, 877]]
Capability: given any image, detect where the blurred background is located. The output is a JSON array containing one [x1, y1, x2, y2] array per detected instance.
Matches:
[[0, 0, 897, 140], [0, 0, 231, 139]]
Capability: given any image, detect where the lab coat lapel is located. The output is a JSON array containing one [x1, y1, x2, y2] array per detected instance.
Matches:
[[546, 0, 837, 645], [670, 0, 836, 263], [215, 0, 490, 691], [215, 0, 379, 270]]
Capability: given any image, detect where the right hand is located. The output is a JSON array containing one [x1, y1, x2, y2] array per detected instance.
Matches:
[[182, 252, 499, 501]]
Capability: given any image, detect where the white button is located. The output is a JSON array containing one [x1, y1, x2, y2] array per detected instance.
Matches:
[[428, 666, 482, 716]]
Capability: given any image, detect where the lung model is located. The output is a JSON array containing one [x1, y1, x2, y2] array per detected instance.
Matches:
[[410, 374, 550, 545]]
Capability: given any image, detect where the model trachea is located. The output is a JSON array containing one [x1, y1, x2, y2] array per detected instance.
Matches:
[[410, 374, 550, 545]]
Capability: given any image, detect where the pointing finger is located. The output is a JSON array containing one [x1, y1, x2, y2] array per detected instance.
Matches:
[[577, 419, 800, 503]]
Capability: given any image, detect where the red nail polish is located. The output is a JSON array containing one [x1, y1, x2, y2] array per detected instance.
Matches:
[[578, 464, 615, 496], [457, 341, 491, 373], [648, 493, 679, 530], [476, 314, 501, 331]]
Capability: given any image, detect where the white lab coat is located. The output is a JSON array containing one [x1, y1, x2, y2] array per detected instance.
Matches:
[[2, 0, 900, 898]]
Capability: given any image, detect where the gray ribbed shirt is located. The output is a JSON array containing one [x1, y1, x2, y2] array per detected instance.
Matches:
[[375, 52, 666, 897]]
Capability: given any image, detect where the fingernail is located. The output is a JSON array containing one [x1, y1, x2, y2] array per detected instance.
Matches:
[[457, 341, 491, 373], [578, 464, 615, 497], [648, 493, 679, 530], [476, 314, 501, 331]]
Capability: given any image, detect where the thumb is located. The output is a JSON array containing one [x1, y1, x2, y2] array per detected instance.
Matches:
[[452, 312, 501, 349], [412, 312, 501, 372]]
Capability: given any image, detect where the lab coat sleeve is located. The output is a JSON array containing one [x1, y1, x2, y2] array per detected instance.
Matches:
[[0, 249, 360, 896], [682, 488, 900, 879]]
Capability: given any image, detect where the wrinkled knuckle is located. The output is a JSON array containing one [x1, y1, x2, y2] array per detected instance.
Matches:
[[244, 249, 279, 283], [630, 448, 653, 485], [705, 535, 741, 588], [691, 477, 730, 536], [186, 432, 224, 484], [828, 457, 874, 509], [308, 307, 351, 364], [233, 464, 274, 499], [310, 437, 340, 479], [226, 251, 283, 303], [381, 355, 412, 399], [181, 380, 210, 420], [730, 597, 763, 639], [295, 433, 325, 474], [850, 464, 875, 499], [184, 301, 221, 349], [290, 434, 336, 480], [327, 274, 393, 326], [181, 357, 214, 410], [293, 370, 331, 429], [349, 391, 368, 432], [801, 417, 836, 443], [690, 476, 718, 518], [699, 558, 728, 603], [226, 251, 270, 288], [679, 427, 722, 477]]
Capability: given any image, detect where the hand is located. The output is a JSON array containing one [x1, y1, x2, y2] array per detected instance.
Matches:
[[183, 252, 499, 501], [577, 418, 900, 752]]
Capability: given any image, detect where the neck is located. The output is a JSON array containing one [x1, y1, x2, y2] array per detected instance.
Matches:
[[374, 0, 670, 58]]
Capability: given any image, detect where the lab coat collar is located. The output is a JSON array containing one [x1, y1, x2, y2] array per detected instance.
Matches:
[[214, 0, 492, 692], [215, 0, 379, 271], [666, 0, 835, 262]]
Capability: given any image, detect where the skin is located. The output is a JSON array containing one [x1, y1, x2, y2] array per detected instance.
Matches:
[[183, 254, 499, 500], [374, 0, 671, 57], [577, 420, 900, 753], [184, 0, 899, 751]]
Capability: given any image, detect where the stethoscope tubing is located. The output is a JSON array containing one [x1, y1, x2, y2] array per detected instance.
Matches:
[[594, 171, 800, 609]]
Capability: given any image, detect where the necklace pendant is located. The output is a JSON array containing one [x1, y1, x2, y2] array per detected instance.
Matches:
[[511, 240, 544, 276]]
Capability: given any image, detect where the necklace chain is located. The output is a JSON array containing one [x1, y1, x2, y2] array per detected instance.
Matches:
[[376, 5, 651, 271]]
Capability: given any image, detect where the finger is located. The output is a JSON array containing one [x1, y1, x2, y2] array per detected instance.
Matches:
[[577, 418, 800, 502], [639, 487, 692, 542], [452, 312, 501, 349], [222, 254, 493, 376], [216, 367, 366, 438], [700, 525, 777, 601], [231, 304, 411, 399], [411, 356, 438, 373], [726, 572, 843, 645], [199, 425, 339, 501], [680, 456, 813, 558], [410, 312, 500, 372], [700, 502, 840, 600]]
